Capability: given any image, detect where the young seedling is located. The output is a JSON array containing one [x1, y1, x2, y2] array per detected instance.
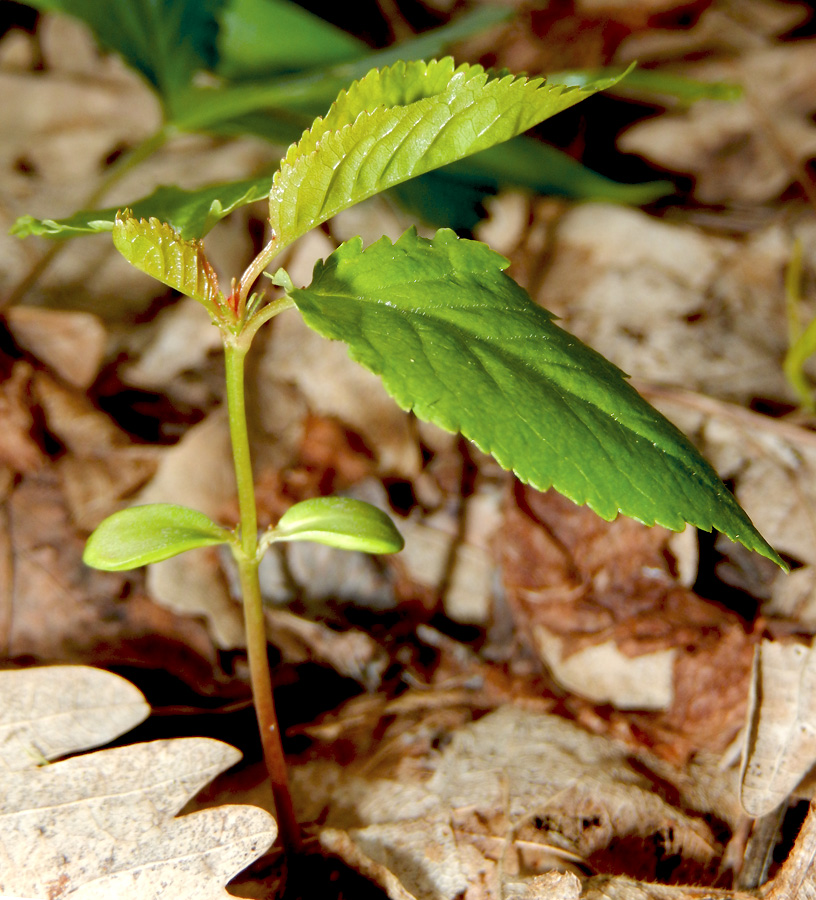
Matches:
[[81, 58, 785, 852]]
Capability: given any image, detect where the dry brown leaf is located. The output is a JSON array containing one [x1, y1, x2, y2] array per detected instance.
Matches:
[[499, 487, 755, 756], [762, 800, 816, 900], [617, 14, 816, 205], [320, 828, 420, 900], [302, 706, 720, 900], [0, 31, 158, 190], [6, 307, 107, 390], [135, 411, 235, 519], [0, 361, 43, 474], [259, 307, 420, 476], [147, 549, 244, 649], [61, 804, 275, 900], [0, 666, 277, 900], [2, 466, 219, 685], [535, 627, 676, 711], [31, 370, 125, 455], [740, 639, 816, 817], [0, 13, 275, 316], [641, 386, 816, 598], [0, 666, 149, 770], [573, 0, 678, 14], [265, 607, 388, 690], [430, 707, 717, 869], [0, 362, 159, 529], [57, 448, 160, 532], [509, 871, 582, 900], [616, 0, 808, 61], [534, 204, 811, 407], [396, 479, 505, 625], [580, 874, 750, 899], [121, 297, 223, 392]]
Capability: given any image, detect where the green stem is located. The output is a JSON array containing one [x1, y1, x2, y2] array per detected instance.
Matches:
[[224, 340, 258, 555], [224, 337, 301, 852], [243, 295, 296, 345]]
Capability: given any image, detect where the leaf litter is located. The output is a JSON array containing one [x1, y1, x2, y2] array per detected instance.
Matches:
[[0, 666, 277, 899], [4, 2, 816, 899]]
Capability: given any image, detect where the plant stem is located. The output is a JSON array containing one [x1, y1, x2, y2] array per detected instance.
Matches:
[[224, 340, 259, 556], [224, 337, 301, 852], [237, 235, 281, 314]]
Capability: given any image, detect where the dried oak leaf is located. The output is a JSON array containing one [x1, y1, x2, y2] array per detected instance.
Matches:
[[615, 0, 808, 61], [257, 259, 421, 479], [0, 666, 277, 900], [762, 799, 816, 900], [6, 308, 107, 391], [0, 666, 149, 771]]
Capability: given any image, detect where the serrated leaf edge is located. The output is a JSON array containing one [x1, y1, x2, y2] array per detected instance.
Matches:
[[291, 228, 784, 568], [113, 211, 222, 313], [269, 58, 612, 247]]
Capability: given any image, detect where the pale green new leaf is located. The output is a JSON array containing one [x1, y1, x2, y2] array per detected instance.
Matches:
[[9, 140, 668, 240], [112, 212, 222, 315], [267, 497, 404, 554], [83, 504, 232, 571], [290, 228, 784, 568], [11, 175, 273, 240], [269, 58, 627, 250]]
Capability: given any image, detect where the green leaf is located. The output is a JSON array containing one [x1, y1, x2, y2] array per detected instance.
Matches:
[[83, 504, 232, 571], [9, 140, 668, 242], [392, 138, 672, 228], [267, 497, 404, 554], [174, 7, 511, 132], [269, 58, 627, 250], [10, 140, 669, 245], [290, 228, 784, 568], [549, 67, 742, 103], [112, 213, 223, 313], [11, 174, 273, 240], [217, 0, 364, 80], [456, 139, 673, 204], [24, 0, 223, 103]]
